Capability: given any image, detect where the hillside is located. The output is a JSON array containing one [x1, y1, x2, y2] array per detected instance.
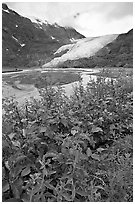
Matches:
[[44, 29, 133, 68], [42, 34, 118, 68], [2, 3, 84, 69]]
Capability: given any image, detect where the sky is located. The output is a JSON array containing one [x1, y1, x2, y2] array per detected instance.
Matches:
[[6, 2, 133, 37]]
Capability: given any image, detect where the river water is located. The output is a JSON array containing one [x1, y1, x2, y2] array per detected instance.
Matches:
[[2, 68, 102, 105]]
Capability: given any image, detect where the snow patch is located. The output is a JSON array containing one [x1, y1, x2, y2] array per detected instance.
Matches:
[[36, 19, 43, 26], [20, 43, 25, 47], [53, 23, 59, 28], [3, 9, 10, 13], [12, 35, 19, 42], [27, 16, 38, 23], [70, 38, 78, 42], [51, 36, 55, 40], [44, 20, 49, 25], [54, 44, 75, 55], [12, 36, 25, 47], [27, 16, 49, 26]]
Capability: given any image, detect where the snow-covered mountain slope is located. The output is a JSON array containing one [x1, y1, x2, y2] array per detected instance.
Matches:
[[2, 3, 85, 68], [51, 29, 133, 68], [42, 34, 118, 68]]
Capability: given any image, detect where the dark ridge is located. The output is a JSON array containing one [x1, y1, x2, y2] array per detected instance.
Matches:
[[2, 3, 9, 10]]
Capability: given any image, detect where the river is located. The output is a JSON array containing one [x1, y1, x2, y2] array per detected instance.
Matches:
[[2, 68, 101, 105]]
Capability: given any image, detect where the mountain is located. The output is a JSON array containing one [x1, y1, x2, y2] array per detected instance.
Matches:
[[43, 29, 133, 68], [94, 29, 133, 68], [2, 3, 85, 68], [3, 3, 132, 69], [42, 34, 118, 68]]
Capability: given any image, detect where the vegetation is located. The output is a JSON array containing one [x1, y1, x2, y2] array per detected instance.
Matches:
[[2, 71, 133, 202], [88, 68, 133, 78]]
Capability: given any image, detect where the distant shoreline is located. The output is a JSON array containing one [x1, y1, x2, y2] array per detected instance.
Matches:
[[2, 69, 23, 73]]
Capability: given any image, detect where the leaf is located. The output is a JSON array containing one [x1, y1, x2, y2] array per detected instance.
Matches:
[[61, 118, 68, 127], [44, 152, 58, 159], [106, 97, 113, 100], [86, 148, 92, 157], [12, 140, 20, 148], [44, 181, 56, 193], [62, 192, 72, 201], [124, 153, 131, 159], [15, 155, 27, 163], [5, 161, 10, 170], [40, 126, 47, 133], [22, 129, 26, 137], [96, 147, 105, 153], [4, 198, 22, 202], [71, 129, 77, 136], [100, 153, 108, 160], [21, 118, 27, 123], [11, 184, 21, 199], [91, 126, 103, 133], [21, 192, 30, 202], [79, 133, 91, 142], [11, 178, 23, 198], [95, 185, 105, 190], [47, 170, 56, 175], [89, 136, 96, 148], [2, 180, 10, 192], [31, 183, 41, 195], [12, 165, 23, 178], [76, 189, 89, 196], [91, 153, 100, 161], [2, 140, 9, 148], [2, 167, 6, 179], [79, 152, 88, 160], [71, 126, 79, 135], [8, 132, 16, 140], [72, 184, 76, 200], [73, 150, 79, 167], [21, 166, 31, 177], [110, 124, 116, 130]]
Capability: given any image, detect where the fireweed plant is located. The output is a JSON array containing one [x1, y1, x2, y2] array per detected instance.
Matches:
[[2, 73, 133, 202]]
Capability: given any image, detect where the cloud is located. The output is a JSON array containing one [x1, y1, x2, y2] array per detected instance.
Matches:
[[6, 2, 48, 20], [6, 2, 133, 37], [74, 13, 80, 19], [105, 2, 133, 20], [77, 15, 133, 37], [57, 2, 133, 36]]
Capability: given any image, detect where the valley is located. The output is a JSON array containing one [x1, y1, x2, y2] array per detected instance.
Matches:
[[2, 3, 133, 202]]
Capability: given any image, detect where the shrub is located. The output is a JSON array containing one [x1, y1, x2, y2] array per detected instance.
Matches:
[[2, 74, 133, 202]]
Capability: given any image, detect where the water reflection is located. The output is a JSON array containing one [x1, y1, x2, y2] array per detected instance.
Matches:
[[2, 68, 105, 103], [61, 72, 112, 97], [61, 74, 97, 97]]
